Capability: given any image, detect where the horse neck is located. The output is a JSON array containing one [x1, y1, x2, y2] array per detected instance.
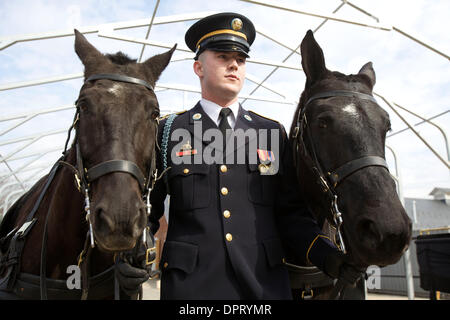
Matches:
[[20, 148, 87, 277], [296, 157, 330, 228], [45, 147, 113, 277]]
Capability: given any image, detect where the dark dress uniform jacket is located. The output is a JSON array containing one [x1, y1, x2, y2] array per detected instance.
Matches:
[[150, 102, 336, 300]]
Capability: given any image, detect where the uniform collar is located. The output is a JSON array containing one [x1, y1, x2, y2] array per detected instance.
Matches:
[[199, 98, 240, 128]]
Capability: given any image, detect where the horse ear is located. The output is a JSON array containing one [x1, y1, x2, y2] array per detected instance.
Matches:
[[300, 30, 327, 85], [142, 44, 177, 83], [74, 29, 108, 71], [358, 62, 376, 88]]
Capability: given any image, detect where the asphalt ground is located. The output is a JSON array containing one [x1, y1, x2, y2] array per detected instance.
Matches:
[[141, 279, 427, 300]]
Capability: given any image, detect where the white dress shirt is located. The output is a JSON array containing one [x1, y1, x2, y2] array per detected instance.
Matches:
[[200, 98, 240, 129]]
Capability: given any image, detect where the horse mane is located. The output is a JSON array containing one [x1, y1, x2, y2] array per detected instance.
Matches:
[[331, 71, 373, 88], [105, 52, 137, 65]]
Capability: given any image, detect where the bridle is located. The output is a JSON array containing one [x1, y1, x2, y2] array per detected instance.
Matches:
[[62, 73, 159, 249], [292, 90, 389, 254], [0, 73, 160, 301]]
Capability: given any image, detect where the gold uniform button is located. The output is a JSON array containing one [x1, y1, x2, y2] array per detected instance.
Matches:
[[221, 187, 228, 195], [226, 233, 233, 242], [223, 210, 231, 218], [183, 168, 189, 174], [163, 262, 168, 268], [220, 165, 228, 173]]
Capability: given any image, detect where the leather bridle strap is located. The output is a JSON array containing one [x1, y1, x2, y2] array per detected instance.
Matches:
[[86, 74, 154, 92], [304, 90, 377, 107], [328, 155, 388, 188], [86, 160, 147, 192]]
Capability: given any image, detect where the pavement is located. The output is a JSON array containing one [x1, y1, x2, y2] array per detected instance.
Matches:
[[142, 278, 161, 300], [141, 278, 427, 300]]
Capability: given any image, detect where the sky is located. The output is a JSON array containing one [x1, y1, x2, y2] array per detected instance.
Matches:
[[0, 0, 449, 205]]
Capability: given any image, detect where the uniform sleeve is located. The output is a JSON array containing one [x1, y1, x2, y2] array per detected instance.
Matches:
[[275, 124, 337, 271], [149, 119, 168, 235]]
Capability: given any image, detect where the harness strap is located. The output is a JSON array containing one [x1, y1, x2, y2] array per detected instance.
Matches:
[[78, 232, 93, 300], [25, 159, 62, 224], [304, 90, 377, 106], [86, 160, 147, 192], [40, 176, 62, 300], [328, 156, 388, 187], [86, 74, 154, 92], [9, 266, 115, 300], [285, 263, 334, 289]]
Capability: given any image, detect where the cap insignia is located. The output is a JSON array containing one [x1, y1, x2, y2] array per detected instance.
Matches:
[[231, 18, 243, 31]]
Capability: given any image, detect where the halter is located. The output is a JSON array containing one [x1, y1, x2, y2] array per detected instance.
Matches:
[[292, 90, 389, 254], [62, 73, 159, 249]]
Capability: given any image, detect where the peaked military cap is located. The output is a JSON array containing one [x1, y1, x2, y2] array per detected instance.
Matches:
[[185, 12, 256, 60]]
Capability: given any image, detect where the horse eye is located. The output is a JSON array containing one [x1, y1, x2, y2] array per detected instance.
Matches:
[[151, 110, 160, 120], [318, 119, 327, 129], [78, 103, 87, 113]]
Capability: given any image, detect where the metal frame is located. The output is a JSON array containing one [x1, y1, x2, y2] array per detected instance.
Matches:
[[1, 1, 447, 206], [0, 2, 448, 299]]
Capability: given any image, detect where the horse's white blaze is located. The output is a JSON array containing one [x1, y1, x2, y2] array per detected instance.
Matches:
[[342, 103, 358, 117], [107, 83, 123, 97]]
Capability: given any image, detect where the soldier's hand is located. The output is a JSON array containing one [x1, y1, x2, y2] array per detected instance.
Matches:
[[324, 251, 365, 287], [115, 261, 150, 296]]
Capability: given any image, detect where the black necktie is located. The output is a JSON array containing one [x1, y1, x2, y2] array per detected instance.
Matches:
[[218, 107, 232, 150]]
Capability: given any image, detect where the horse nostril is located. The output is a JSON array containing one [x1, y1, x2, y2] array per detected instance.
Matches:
[[358, 219, 381, 250], [95, 205, 115, 233], [131, 207, 147, 239]]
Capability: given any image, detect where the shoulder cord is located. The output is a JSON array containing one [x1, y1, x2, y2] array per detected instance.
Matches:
[[160, 114, 178, 194], [161, 114, 178, 171]]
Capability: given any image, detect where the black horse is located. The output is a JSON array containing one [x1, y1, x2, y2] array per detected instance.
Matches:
[[0, 30, 175, 299], [287, 31, 412, 299]]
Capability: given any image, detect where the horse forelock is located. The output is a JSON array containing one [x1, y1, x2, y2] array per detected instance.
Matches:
[[105, 52, 137, 65]]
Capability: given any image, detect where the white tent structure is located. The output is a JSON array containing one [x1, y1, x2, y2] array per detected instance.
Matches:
[[0, 0, 449, 299]]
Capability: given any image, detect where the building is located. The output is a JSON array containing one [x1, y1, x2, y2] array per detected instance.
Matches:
[[368, 187, 450, 298]]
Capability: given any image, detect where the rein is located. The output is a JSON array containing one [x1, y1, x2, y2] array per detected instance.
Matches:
[[291, 90, 389, 299]]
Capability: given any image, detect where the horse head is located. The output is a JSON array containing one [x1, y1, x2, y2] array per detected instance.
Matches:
[[292, 30, 412, 268], [73, 30, 175, 252]]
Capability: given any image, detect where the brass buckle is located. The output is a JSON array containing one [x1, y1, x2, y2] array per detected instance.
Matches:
[[145, 246, 157, 266], [74, 173, 81, 192], [292, 126, 299, 139], [301, 288, 314, 299]]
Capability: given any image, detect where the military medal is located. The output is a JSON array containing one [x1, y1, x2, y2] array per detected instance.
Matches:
[[258, 163, 269, 174], [258, 163, 277, 175], [257, 149, 275, 162], [257, 149, 276, 175], [176, 140, 198, 157]]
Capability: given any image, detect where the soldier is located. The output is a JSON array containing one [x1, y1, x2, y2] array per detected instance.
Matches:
[[116, 12, 363, 299]]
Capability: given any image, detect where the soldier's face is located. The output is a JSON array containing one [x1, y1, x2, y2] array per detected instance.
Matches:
[[194, 50, 246, 105]]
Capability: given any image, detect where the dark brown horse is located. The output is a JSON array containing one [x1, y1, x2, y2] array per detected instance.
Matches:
[[287, 31, 412, 299], [0, 30, 175, 299]]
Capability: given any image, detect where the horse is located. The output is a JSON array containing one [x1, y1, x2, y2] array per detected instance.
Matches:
[[286, 30, 412, 299], [0, 30, 176, 299]]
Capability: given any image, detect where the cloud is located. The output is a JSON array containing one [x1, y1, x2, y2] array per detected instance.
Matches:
[[0, 0, 448, 198]]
